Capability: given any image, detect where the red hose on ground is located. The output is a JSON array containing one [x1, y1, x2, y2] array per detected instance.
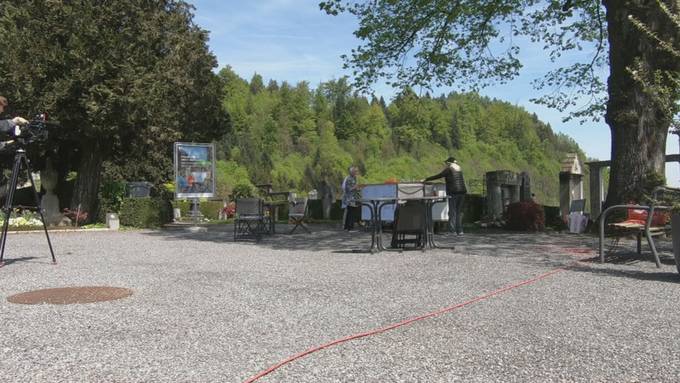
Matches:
[[243, 267, 566, 383]]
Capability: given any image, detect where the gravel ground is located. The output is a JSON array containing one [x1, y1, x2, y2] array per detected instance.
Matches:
[[0, 225, 679, 382]]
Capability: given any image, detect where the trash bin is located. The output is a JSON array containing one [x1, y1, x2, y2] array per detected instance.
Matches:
[[127, 182, 153, 198]]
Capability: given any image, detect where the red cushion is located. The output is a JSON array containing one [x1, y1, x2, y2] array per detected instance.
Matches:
[[625, 207, 669, 226]]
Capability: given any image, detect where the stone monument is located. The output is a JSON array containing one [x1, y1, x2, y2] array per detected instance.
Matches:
[[559, 153, 584, 218], [485, 170, 531, 220], [39, 159, 69, 226]]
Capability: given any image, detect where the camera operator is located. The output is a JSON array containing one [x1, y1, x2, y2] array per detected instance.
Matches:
[[0, 96, 29, 136]]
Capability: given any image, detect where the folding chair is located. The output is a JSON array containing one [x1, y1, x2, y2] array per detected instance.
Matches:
[[390, 200, 427, 249], [288, 197, 310, 234], [234, 198, 266, 241]]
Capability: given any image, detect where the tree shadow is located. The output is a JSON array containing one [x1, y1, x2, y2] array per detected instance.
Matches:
[[145, 225, 600, 268]]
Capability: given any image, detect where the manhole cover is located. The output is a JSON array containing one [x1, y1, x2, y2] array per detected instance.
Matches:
[[7, 286, 133, 305]]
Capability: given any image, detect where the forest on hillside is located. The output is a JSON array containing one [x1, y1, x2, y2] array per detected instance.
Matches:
[[215, 67, 587, 206]]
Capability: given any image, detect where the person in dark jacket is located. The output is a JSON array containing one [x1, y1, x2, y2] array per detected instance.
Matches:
[[0, 96, 28, 137], [423, 156, 467, 234]]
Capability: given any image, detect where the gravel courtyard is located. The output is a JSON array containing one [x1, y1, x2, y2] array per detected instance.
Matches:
[[1, 226, 679, 382]]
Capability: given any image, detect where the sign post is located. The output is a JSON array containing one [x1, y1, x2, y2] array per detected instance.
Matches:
[[173, 142, 216, 224]]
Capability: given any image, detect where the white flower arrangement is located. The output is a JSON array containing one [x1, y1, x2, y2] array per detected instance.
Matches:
[[0, 216, 44, 227]]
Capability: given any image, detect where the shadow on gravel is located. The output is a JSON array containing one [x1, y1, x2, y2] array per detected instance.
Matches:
[[0, 256, 39, 267], [144, 225, 600, 268], [567, 263, 680, 283]]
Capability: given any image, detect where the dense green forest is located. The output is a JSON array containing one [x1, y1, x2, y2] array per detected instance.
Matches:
[[215, 67, 586, 207]]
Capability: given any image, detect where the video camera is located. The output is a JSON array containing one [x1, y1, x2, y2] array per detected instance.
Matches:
[[1, 113, 56, 149], [18, 113, 51, 144]]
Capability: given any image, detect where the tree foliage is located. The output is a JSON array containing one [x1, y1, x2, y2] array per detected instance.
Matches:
[[319, 0, 608, 121], [0, 0, 228, 217], [320, 0, 680, 207], [217, 71, 586, 206]]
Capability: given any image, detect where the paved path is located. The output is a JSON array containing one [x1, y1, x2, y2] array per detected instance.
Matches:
[[1, 226, 678, 382]]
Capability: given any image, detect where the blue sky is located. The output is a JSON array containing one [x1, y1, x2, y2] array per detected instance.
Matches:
[[188, 0, 680, 185]]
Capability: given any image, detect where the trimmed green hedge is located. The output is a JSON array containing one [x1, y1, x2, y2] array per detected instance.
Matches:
[[120, 197, 172, 228]]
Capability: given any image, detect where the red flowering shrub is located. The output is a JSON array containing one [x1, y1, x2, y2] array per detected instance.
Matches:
[[62, 208, 89, 226], [505, 201, 545, 231], [224, 202, 236, 218]]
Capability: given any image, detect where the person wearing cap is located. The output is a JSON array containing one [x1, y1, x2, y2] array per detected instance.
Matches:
[[0, 96, 29, 135], [422, 156, 467, 234]]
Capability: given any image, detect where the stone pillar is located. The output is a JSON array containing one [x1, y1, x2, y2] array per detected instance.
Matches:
[[589, 166, 604, 219], [319, 180, 334, 220], [519, 172, 531, 202], [487, 184, 503, 220], [560, 172, 585, 218], [40, 159, 63, 226], [486, 171, 518, 220]]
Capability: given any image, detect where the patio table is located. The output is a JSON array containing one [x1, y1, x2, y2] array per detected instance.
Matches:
[[357, 195, 451, 253], [262, 200, 288, 234]]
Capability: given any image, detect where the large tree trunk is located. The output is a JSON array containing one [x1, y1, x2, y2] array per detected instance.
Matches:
[[603, 0, 680, 206], [70, 141, 104, 221]]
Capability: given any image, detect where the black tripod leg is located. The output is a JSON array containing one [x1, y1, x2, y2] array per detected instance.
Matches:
[[0, 154, 22, 265], [22, 156, 56, 264]]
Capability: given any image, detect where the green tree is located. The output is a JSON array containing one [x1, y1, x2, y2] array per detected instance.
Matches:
[[321, 0, 680, 206], [0, 0, 227, 217]]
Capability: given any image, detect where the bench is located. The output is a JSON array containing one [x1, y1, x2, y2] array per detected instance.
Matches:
[[598, 187, 675, 267]]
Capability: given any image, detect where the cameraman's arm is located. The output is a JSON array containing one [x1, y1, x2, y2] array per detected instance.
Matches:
[[0, 119, 15, 135], [0, 117, 28, 135]]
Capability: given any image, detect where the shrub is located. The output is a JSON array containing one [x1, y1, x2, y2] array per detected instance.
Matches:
[[505, 201, 545, 231], [63, 208, 89, 226], [232, 183, 258, 199], [120, 197, 172, 228]]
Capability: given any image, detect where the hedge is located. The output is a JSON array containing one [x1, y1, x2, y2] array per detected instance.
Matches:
[[120, 197, 172, 228]]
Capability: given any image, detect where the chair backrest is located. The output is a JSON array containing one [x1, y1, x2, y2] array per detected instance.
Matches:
[[569, 199, 586, 214], [397, 183, 425, 200], [289, 197, 308, 216], [395, 200, 426, 231], [236, 198, 262, 216]]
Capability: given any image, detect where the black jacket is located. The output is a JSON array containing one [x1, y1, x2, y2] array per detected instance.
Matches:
[[424, 166, 467, 195]]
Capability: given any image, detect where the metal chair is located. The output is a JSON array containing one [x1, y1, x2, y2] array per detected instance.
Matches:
[[598, 187, 676, 267], [288, 197, 310, 234], [234, 198, 266, 241], [390, 200, 427, 249]]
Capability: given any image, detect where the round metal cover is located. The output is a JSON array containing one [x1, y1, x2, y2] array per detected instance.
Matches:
[[7, 286, 132, 305]]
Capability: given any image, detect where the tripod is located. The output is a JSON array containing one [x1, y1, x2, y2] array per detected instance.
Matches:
[[0, 148, 56, 266]]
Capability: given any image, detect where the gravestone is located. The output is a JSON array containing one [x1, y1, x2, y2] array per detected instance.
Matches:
[[40, 159, 69, 226], [486, 170, 524, 220]]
